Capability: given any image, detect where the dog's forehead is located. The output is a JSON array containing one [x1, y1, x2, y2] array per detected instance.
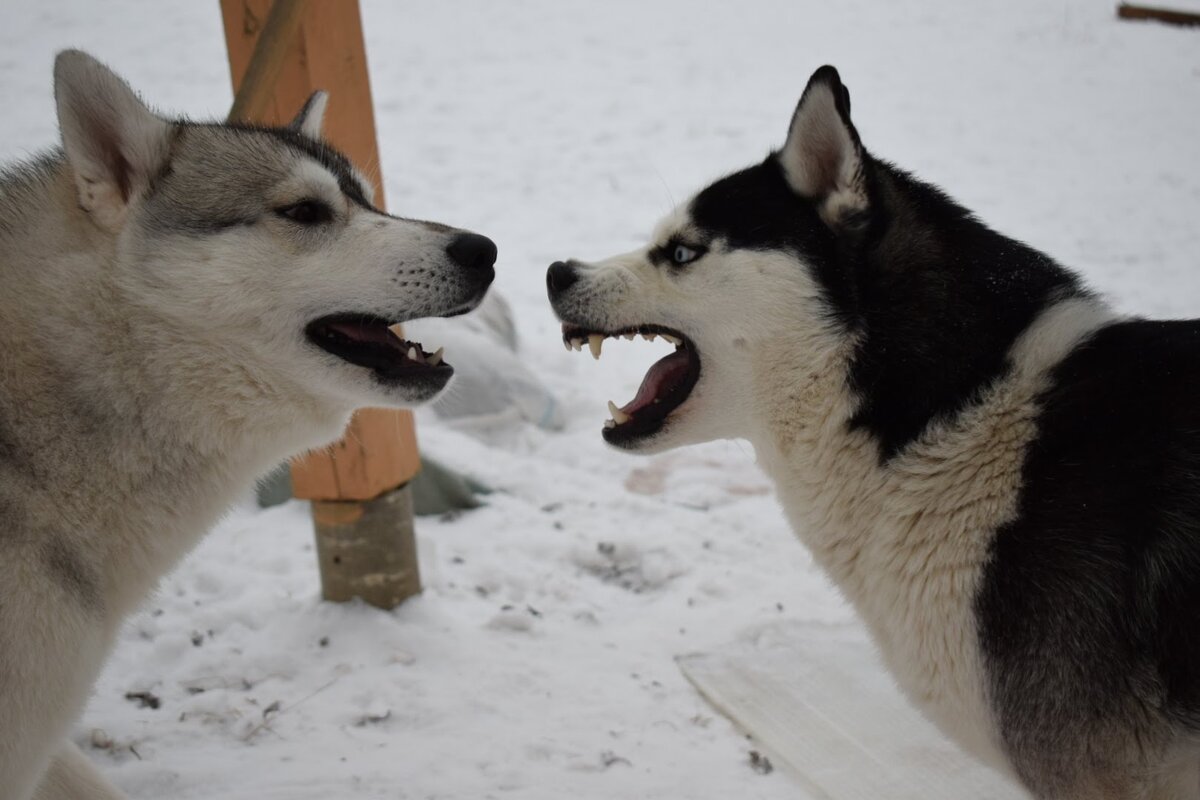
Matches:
[[651, 205, 694, 244], [686, 157, 827, 252], [286, 158, 343, 194], [136, 124, 376, 233], [653, 158, 818, 250], [175, 123, 374, 206]]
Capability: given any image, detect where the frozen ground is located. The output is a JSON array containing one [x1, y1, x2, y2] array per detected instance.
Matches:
[[2, 1, 1199, 798]]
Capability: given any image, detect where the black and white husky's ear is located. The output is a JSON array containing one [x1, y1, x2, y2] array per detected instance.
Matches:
[[779, 66, 869, 229], [289, 91, 329, 139], [54, 50, 172, 233]]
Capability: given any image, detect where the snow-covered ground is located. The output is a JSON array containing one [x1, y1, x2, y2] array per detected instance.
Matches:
[[2, 1, 1199, 798]]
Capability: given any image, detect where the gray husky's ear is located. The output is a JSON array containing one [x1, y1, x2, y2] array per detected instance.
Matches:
[[779, 66, 868, 228], [289, 91, 329, 139], [54, 50, 172, 232]]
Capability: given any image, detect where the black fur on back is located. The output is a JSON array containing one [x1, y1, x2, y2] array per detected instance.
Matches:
[[845, 163, 1085, 459], [976, 320, 1200, 789], [689, 153, 1086, 460]]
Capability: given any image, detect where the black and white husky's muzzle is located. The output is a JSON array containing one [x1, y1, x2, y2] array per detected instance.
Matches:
[[547, 259, 702, 447]]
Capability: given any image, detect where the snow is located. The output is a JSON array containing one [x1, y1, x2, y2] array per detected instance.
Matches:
[[2, 1, 1199, 798]]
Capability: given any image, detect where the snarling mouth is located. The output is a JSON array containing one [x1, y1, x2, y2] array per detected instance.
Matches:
[[562, 322, 701, 444], [306, 314, 451, 384]]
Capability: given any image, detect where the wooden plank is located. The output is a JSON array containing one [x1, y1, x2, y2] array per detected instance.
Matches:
[[677, 622, 1028, 800], [1117, 3, 1200, 26], [220, 0, 420, 501], [227, 0, 310, 123], [292, 408, 422, 501]]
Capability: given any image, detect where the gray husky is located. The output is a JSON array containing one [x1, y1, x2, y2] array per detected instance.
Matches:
[[549, 66, 1200, 798], [0, 51, 495, 800]]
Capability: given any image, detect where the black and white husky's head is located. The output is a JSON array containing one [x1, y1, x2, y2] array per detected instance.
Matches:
[[548, 66, 1080, 456], [53, 51, 495, 408]]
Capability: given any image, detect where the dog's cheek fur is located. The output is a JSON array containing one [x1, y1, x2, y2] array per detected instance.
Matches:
[[117, 198, 471, 408], [556, 195, 852, 454], [677, 248, 844, 448]]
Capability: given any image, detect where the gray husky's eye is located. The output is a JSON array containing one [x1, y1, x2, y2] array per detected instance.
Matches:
[[276, 199, 333, 226], [671, 244, 702, 265]]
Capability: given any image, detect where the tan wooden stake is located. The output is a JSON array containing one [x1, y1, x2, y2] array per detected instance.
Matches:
[[220, 0, 422, 609]]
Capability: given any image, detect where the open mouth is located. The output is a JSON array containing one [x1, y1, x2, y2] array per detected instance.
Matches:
[[562, 322, 701, 444], [306, 313, 451, 384]]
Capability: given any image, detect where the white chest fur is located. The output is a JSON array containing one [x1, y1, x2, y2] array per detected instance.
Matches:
[[751, 297, 1114, 770]]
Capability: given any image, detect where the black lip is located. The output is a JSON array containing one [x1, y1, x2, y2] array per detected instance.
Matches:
[[560, 322, 702, 445], [305, 313, 453, 385]]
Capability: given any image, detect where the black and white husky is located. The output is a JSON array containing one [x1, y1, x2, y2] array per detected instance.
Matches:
[[548, 66, 1200, 798], [0, 52, 494, 799]]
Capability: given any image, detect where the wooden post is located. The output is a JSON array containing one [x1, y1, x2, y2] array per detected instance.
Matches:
[[220, 0, 422, 609], [227, 0, 311, 123], [312, 487, 420, 608], [1117, 3, 1200, 26]]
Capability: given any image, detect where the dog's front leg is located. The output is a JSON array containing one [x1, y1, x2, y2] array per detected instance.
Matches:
[[0, 548, 115, 800], [32, 742, 127, 800]]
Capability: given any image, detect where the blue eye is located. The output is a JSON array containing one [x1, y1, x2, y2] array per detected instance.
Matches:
[[672, 244, 700, 264]]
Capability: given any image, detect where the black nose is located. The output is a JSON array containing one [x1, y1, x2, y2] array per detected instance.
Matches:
[[546, 261, 579, 295], [447, 233, 498, 273]]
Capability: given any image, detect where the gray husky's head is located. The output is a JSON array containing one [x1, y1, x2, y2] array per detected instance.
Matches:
[[54, 50, 495, 409], [547, 66, 866, 454]]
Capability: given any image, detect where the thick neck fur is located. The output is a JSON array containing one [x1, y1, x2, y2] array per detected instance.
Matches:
[[745, 160, 1108, 591], [0, 158, 350, 618], [740, 167, 1114, 760], [844, 160, 1086, 460]]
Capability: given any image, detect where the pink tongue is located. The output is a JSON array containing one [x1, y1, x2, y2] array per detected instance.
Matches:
[[330, 321, 396, 347], [622, 350, 691, 415]]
